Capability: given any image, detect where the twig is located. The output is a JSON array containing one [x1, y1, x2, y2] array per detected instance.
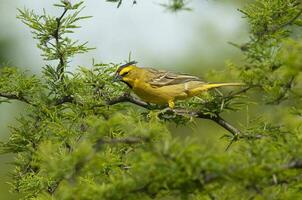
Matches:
[[223, 86, 256, 101], [54, 8, 68, 77], [266, 76, 296, 104], [211, 115, 242, 136], [54, 95, 74, 105], [228, 41, 249, 51], [276, 8, 302, 30], [107, 93, 149, 108], [47, 180, 62, 195], [0, 92, 32, 105], [282, 159, 302, 169], [262, 8, 302, 35]]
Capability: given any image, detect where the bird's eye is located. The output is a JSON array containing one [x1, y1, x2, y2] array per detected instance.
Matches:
[[121, 71, 129, 76]]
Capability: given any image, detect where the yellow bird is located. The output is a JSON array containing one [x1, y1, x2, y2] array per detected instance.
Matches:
[[114, 61, 243, 108]]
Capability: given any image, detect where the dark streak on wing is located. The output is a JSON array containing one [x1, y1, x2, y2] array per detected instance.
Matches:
[[146, 68, 202, 87]]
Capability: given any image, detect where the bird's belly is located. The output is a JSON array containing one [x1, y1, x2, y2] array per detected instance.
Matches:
[[132, 83, 188, 104], [133, 86, 167, 104]]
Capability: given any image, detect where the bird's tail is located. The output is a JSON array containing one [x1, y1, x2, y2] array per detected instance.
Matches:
[[189, 83, 244, 96]]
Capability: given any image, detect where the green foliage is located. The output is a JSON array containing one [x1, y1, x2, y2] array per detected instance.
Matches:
[[0, 67, 41, 104], [1, 0, 302, 199], [235, 0, 302, 104]]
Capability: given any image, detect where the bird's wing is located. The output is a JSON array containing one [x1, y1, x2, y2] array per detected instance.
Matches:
[[146, 68, 203, 87]]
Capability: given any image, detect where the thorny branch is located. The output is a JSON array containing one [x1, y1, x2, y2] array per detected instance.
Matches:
[[223, 86, 256, 101], [283, 159, 302, 169], [107, 93, 149, 108], [54, 95, 74, 105], [0, 92, 31, 105], [54, 7, 68, 78], [107, 92, 245, 137]]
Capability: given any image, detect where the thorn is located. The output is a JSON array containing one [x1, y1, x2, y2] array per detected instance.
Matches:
[[224, 133, 239, 151]]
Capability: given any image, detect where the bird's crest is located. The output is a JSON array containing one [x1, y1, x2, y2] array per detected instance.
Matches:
[[116, 61, 138, 75]]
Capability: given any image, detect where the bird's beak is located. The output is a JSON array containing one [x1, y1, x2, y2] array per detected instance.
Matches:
[[113, 73, 122, 82]]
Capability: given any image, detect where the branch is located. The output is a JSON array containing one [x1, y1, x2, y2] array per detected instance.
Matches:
[[107, 93, 150, 109], [282, 159, 302, 170], [277, 8, 302, 30], [223, 85, 256, 101], [0, 92, 32, 105], [171, 109, 242, 136], [54, 7, 68, 77], [54, 95, 74, 106], [107, 93, 243, 137], [228, 41, 250, 52]]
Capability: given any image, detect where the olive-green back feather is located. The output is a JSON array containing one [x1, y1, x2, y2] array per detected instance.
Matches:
[[146, 68, 203, 87]]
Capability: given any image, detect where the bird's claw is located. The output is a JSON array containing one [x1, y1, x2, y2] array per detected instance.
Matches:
[[157, 107, 175, 117]]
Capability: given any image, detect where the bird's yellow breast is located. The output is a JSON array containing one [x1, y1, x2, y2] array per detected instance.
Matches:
[[132, 80, 192, 104]]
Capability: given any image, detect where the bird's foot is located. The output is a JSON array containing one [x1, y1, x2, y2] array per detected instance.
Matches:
[[160, 107, 174, 114], [156, 107, 175, 118]]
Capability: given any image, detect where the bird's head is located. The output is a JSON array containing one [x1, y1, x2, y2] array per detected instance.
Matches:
[[114, 61, 138, 88]]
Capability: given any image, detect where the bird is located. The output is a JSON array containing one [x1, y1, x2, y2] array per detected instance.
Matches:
[[114, 61, 244, 109]]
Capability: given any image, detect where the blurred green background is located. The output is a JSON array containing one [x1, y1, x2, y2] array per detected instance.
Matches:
[[0, 0, 248, 199]]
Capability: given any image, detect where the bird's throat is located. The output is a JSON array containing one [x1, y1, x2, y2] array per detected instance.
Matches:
[[122, 80, 133, 89]]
